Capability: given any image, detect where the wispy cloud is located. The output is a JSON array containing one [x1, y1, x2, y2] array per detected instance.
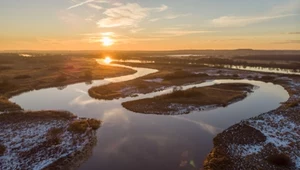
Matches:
[[150, 13, 191, 22], [157, 4, 168, 12], [67, 0, 106, 10], [211, 0, 299, 27], [87, 3, 103, 10], [97, 3, 168, 28], [212, 14, 297, 27], [155, 27, 214, 37], [68, 0, 95, 10]]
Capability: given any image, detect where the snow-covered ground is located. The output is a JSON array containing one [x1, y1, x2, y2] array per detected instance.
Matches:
[[222, 78, 300, 169], [0, 114, 95, 170]]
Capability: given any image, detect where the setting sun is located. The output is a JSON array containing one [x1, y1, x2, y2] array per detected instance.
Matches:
[[103, 57, 112, 64], [101, 37, 114, 46]]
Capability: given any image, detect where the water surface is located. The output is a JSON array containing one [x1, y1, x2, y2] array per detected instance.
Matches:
[[10, 63, 289, 170]]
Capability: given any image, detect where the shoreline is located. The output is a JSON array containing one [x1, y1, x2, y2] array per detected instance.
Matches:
[[204, 76, 300, 170]]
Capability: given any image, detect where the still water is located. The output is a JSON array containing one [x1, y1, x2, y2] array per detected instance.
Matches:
[[10, 62, 289, 170]]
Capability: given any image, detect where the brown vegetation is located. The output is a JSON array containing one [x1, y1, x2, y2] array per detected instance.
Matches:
[[122, 83, 253, 115], [68, 119, 101, 133]]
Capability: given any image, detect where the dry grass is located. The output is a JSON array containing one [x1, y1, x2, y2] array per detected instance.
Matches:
[[68, 119, 101, 133], [122, 83, 253, 114]]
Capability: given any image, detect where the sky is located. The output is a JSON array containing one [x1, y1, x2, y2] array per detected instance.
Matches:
[[0, 0, 299, 50]]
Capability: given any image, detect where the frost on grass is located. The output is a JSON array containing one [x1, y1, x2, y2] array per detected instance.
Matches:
[[205, 77, 300, 170], [0, 111, 101, 170]]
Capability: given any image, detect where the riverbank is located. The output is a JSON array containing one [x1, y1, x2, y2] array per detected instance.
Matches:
[[0, 56, 129, 169], [0, 56, 136, 111], [122, 83, 254, 115], [204, 76, 300, 170], [0, 110, 101, 169]]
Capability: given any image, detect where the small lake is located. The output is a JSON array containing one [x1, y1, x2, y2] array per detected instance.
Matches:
[[10, 62, 289, 170]]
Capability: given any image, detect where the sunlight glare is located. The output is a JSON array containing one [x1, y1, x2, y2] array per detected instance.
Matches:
[[104, 57, 112, 64], [101, 37, 114, 46]]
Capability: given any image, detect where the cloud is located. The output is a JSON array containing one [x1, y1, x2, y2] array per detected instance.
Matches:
[[211, 0, 299, 27], [212, 14, 296, 27], [97, 3, 165, 28], [67, 0, 107, 10], [270, 0, 300, 15], [157, 5, 168, 12], [155, 27, 214, 37], [149, 13, 191, 22], [164, 13, 191, 19], [68, 0, 95, 10], [87, 3, 103, 10]]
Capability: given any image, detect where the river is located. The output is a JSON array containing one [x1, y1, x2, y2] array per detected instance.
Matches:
[[10, 61, 289, 170]]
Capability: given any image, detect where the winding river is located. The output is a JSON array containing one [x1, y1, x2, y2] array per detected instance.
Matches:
[[10, 61, 289, 170]]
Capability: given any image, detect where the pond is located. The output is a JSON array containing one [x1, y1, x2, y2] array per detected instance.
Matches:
[[10, 61, 289, 170]]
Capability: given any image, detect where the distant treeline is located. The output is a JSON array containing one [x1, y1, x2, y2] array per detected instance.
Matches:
[[233, 55, 300, 61]]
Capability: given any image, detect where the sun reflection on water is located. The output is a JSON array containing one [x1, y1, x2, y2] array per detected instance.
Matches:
[[104, 57, 112, 64]]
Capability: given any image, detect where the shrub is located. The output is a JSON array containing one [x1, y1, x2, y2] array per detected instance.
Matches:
[[87, 119, 101, 130], [68, 120, 89, 133], [0, 144, 6, 156], [267, 153, 292, 167]]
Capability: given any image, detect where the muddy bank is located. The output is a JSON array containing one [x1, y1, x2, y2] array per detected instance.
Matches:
[[204, 76, 300, 170], [0, 111, 101, 170], [122, 83, 254, 115]]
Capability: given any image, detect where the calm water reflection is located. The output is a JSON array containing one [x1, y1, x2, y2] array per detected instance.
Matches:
[[10, 63, 289, 169]]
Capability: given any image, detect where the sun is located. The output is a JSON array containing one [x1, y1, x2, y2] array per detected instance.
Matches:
[[101, 37, 114, 46], [104, 57, 112, 64]]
